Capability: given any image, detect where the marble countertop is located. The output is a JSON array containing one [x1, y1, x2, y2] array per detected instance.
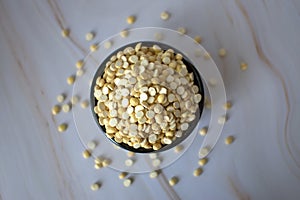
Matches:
[[1, 0, 300, 199]]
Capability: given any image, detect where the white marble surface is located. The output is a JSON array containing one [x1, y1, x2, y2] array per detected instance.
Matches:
[[1, 0, 300, 199]]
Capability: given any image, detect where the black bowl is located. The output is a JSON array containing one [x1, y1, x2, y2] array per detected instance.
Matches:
[[90, 41, 205, 153]]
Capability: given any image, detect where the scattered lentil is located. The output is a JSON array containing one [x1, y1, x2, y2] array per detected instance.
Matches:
[[160, 11, 170, 20], [120, 29, 129, 38], [198, 158, 208, 166], [193, 167, 203, 177], [223, 101, 232, 110], [82, 149, 91, 159], [62, 103, 71, 112], [194, 36, 202, 44], [90, 182, 101, 191], [199, 127, 208, 136], [52, 105, 61, 115], [87, 141, 97, 150], [85, 32, 95, 41], [125, 158, 134, 166], [71, 95, 79, 105], [218, 115, 227, 124], [169, 176, 179, 186], [240, 62, 248, 71], [67, 75, 75, 85], [174, 145, 183, 153], [80, 100, 89, 108], [58, 123, 68, 132], [177, 27, 186, 35], [76, 60, 84, 69], [76, 69, 84, 77], [61, 29, 70, 38], [119, 172, 128, 179], [218, 48, 227, 57], [225, 136, 235, 145], [126, 15, 136, 24], [149, 170, 159, 178], [56, 94, 65, 103], [90, 44, 98, 52], [123, 178, 132, 187]]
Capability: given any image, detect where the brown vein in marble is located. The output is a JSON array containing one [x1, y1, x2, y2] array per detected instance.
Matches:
[[235, 0, 299, 178], [69, 36, 88, 55], [47, 0, 66, 28], [228, 176, 250, 200], [262, 0, 270, 13], [46, 0, 88, 55], [30, 0, 79, 59], [0, 2, 77, 199], [221, 1, 233, 25], [157, 172, 181, 200], [143, 156, 180, 200]]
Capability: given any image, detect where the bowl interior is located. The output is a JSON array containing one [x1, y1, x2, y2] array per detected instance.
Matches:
[[90, 41, 205, 153]]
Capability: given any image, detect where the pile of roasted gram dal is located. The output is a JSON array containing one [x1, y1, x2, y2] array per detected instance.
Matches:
[[93, 42, 202, 150]]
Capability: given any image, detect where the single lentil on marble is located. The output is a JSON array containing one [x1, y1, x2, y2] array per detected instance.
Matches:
[[76, 69, 84, 77], [58, 123, 68, 132], [225, 136, 235, 145], [82, 149, 91, 159], [199, 146, 210, 158], [149, 153, 157, 159], [125, 158, 134, 166], [102, 159, 111, 167], [218, 115, 228, 124], [119, 172, 128, 179], [71, 95, 79, 105], [193, 167, 203, 177], [85, 32, 95, 41], [57, 94, 66, 103], [160, 11, 170, 20], [90, 44, 98, 52], [203, 52, 211, 60], [194, 36, 202, 44], [169, 176, 179, 186], [120, 29, 129, 38], [126, 15, 136, 24], [94, 157, 103, 164], [198, 158, 208, 166], [123, 178, 133, 187], [94, 162, 103, 169], [218, 48, 227, 57], [199, 127, 208, 136], [87, 141, 96, 150], [80, 100, 89, 108], [62, 103, 71, 113], [76, 60, 84, 69], [127, 151, 135, 157], [152, 158, 161, 167], [90, 182, 101, 191], [61, 29, 70, 38], [149, 170, 159, 178], [104, 41, 112, 49], [204, 99, 211, 109], [223, 101, 232, 110], [154, 32, 163, 41], [67, 75, 75, 85], [174, 145, 183, 153], [52, 105, 61, 115], [177, 27, 187, 35], [240, 62, 248, 71]]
